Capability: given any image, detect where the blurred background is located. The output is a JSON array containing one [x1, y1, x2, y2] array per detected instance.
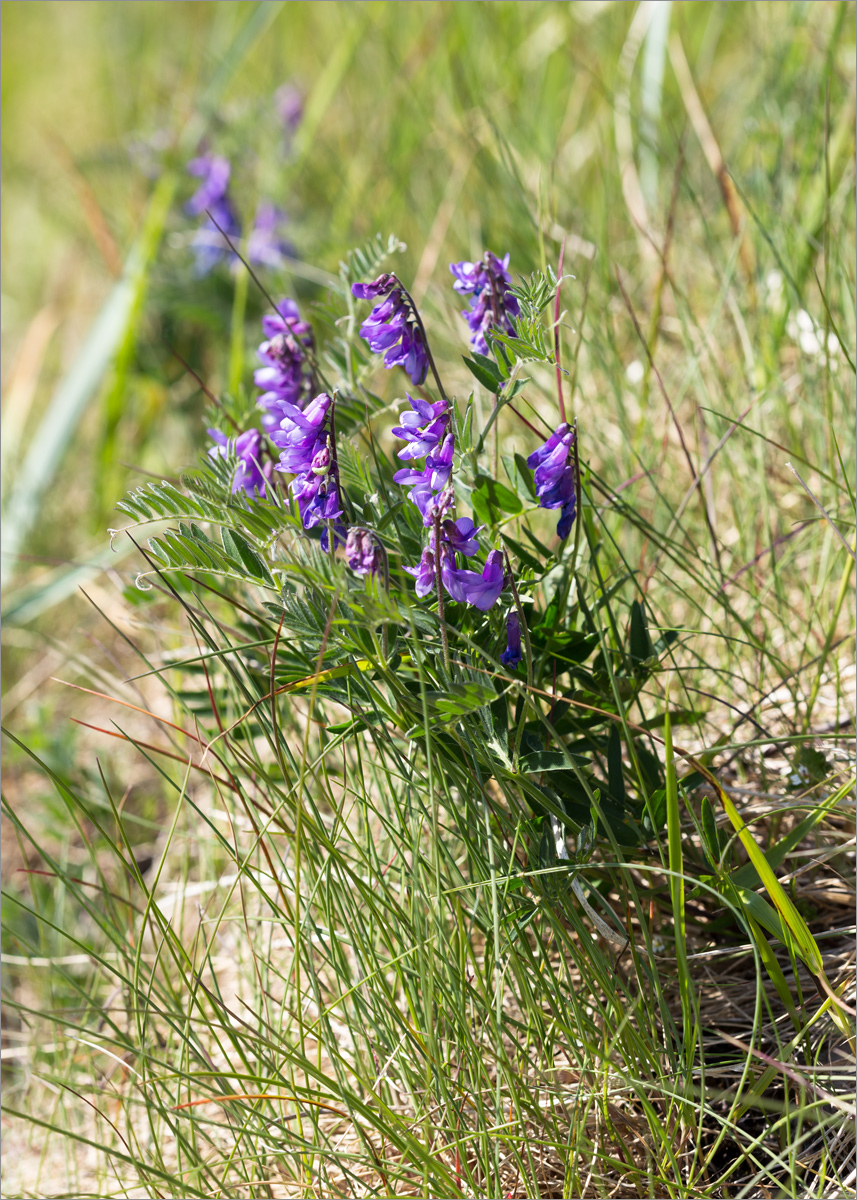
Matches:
[[1, 2, 854, 1192]]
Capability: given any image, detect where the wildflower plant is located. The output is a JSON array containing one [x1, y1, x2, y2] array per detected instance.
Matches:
[[117, 234, 670, 853], [102, 229, 851, 1198]]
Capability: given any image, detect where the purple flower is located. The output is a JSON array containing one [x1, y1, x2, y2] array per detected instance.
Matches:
[[526, 422, 577, 541], [421, 487, 455, 531], [345, 528, 382, 576], [254, 299, 314, 427], [352, 274, 428, 386], [449, 251, 520, 355], [186, 155, 233, 217], [208, 428, 273, 498], [269, 392, 331, 469], [439, 542, 467, 603], [275, 83, 304, 136], [186, 155, 241, 275], [351, 273, 398, 301], [425, 432, 454, 492], [247, 204, 294, 270], [449, 549, 506, 611], [392, 395, 454, 519], [271, 392, 344, 549], [442, 517, 480, 557], [500, 612, 522, 669], [404, 546, 436, 599], [392, 465, 435, 517]]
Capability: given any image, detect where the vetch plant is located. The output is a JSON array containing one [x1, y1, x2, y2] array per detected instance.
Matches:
[[99, 229, 851, 1199]]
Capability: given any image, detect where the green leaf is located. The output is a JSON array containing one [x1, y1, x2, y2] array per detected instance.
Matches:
[[221, 528, 274, 585], [719, 788, 824, 975], [422, 682, 497, 723], [629, 599, 655, 663], [642, 787, 667, 836], [472, 474, 523, 522], [376, 502, 403, 531], [513, 454, 537, 500], [518, 750, 589, 773], [639, 708, 706, 731], [791, 745, 831, 785], [700, 795, 720, 866], [501, 534, 543, 574], [607, 726, 626, 808], [462, 355, 504, 392], [540, 631, 600, 665]]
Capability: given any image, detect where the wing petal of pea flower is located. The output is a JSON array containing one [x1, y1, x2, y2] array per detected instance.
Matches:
[[500, 612, 523, 668], [450, 549, 505, 611], [526, 422, 577, 540]]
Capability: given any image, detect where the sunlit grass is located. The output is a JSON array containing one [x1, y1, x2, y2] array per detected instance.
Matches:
[[2, 2, 855, 1197]]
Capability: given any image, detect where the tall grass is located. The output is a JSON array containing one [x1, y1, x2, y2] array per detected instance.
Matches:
[[2, 3, 855, 1197]]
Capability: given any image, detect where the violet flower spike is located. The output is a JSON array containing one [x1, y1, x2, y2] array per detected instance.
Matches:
[[351, 274, 429, 386], [186, 155, 241, 275], [345, 528, 382, 577], [404, 546, 436, 599], [272, 391, 345, 552], [254, 298, 314, 426], [442, 517, 481, 558], [449, 251, 520, 356], [275, 83, 304, 137], [500, 612, 523, 669], [526, 422, 577, 540]]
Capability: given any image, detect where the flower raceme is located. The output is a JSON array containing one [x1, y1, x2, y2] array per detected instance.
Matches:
[[392, 394, 453, 520], [351, 274, 428, 386], [186, 155, 241, 275], [271, 392, 345, 551], [527, 422, 577, 541], [254, 299, 314, 429], [450, 251, 520, 355], [186, 157, 292, 275], [246, 203, 294, 271], [345, 528, 383, 577]]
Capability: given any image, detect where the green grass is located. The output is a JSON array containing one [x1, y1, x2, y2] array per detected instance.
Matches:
[[2, 2, 855, 1197]]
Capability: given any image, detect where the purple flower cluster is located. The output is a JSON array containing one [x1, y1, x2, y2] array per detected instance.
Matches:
[[406, 541, 504, 612], [186, 156, 241, 275], [185, 155, 292, 275], [207, 427, 273, 499], [254, 299, 314, 429], [351, 274, 428, 386], [526, 422, 577, 541], [392, 395, 504, 610], [450, 252, 520, 355], [270, 392, 345, 551], [392, 394, 454, 519], [345, 528, 383, 577]]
